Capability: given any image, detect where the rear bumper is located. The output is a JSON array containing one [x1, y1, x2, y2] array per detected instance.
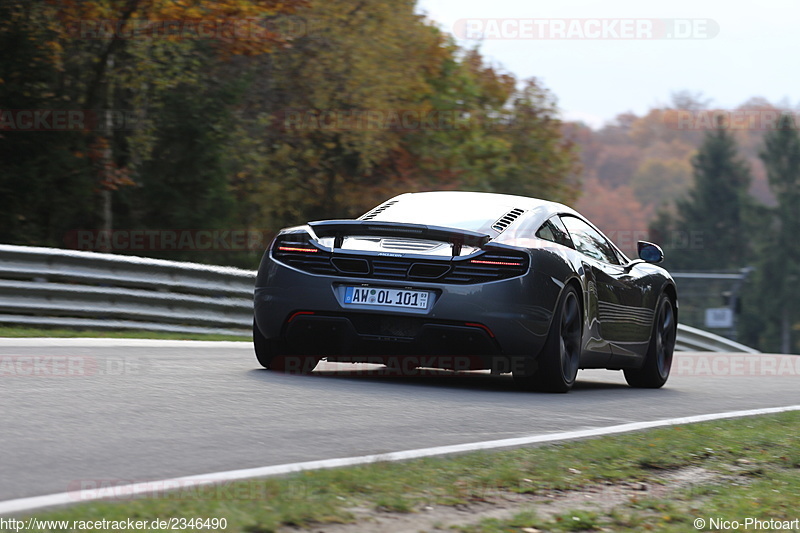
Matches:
[[281, 312, 498, 369], [254, 254, 562, 368]]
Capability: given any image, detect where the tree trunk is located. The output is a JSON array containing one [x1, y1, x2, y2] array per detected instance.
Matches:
[[100, 58, 114, 238], [781, 305, 791, 354], [102, 190, 112, 234]]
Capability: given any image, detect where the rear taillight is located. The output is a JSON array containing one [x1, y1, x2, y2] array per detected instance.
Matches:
[[277, 245, 318, 253], [272, 232, 321, 255], [470, 259, 524, 267], [446, 251, 529, 283], [271, 233, 337, 275]]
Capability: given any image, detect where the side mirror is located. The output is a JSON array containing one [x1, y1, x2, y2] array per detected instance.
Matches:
[[637, 241, 664, 263]]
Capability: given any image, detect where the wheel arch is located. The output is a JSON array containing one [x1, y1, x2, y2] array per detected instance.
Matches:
[[661, 282, 679, 323], [565, 276, 586, 330]]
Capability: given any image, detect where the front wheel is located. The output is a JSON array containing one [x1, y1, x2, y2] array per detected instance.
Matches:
[[514, 285, 582, 393], [624, 294, 676, 388]]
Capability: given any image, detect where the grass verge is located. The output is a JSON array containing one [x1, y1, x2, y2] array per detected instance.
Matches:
[[0, 326, 248, 342], [12, 411, 799, 532]]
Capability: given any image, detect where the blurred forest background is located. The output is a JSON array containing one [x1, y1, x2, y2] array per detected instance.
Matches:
[[1, 0, 798, 353]]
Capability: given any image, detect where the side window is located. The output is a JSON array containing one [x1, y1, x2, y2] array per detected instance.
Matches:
[[549, 216, 575, 248], [560, 216, 620, 265], [536, 218, 574, 248], [535, 222, 556, 242]]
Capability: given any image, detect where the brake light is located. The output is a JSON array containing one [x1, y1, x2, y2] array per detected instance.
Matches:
[[278, 245, 318, 253], [470, 259, 522, 266]]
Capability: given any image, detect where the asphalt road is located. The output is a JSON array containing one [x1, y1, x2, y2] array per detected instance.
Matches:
[[1, 338, 798, 503]]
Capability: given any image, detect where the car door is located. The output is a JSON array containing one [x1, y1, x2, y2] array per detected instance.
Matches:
[[559, 216, 652, 357], [533, 216, 613, 366]]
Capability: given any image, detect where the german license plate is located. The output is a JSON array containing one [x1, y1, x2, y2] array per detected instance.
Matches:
[[344, 286, 429, 309]]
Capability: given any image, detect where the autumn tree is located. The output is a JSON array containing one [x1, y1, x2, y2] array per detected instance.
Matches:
[[0, 1, 95, 244], [0, 0, 306, 243], [224, 0, 448, 228], [630, 158, 692, 207], [574, 178, 649, 257], [651, 119, 757, 270], [2, 0, 582, 268], [228, 2, 580, 231]]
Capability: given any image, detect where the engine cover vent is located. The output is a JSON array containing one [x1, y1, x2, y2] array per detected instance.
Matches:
[[360, 200, 398, 220], [491, 208, 525, 232]]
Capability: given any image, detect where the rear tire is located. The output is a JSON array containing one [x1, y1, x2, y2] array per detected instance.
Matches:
[[253, 319, 318, 373], [514, 286, 582, 393], [624, 294, 676, 388]]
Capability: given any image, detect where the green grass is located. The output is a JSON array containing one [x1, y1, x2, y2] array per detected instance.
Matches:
[[0, 326, 248, 342], [462, 466, 800, 532], [10, 411, 799, 533]]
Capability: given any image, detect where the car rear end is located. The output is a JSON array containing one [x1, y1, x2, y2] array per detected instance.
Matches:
[[254, 219, 561, 371]]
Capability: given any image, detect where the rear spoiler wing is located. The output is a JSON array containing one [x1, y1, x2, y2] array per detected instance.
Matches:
[[308, 220, 491, 254]]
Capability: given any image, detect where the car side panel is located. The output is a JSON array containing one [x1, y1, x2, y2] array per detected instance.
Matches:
[[607, 263, 677, 367], [528, 245, 614, 368]]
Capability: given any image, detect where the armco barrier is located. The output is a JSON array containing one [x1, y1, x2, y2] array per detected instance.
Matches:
[[675, 324, 759, 354], [0, 245, 254, 336], [0, 245, 758, 352]]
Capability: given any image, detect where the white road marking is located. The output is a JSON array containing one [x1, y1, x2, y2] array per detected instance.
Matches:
[[2, 404, 798, 516], [0, 338, 248, 348]]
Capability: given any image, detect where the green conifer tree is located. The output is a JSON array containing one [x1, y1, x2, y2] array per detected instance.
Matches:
[[659, 119, 755, 270], [748, 115, 800, 353]]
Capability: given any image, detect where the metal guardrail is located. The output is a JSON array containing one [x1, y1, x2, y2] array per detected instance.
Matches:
[[0, 245, 759, 352], [0, 245, 255, 336], [675, 324, 760, 354]]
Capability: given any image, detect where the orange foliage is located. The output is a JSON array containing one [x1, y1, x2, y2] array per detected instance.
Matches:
[[575, 178, 652, 257], [46, 0, 308, 59], [571, 97, 787, 245], [88, 137, 135, 191]]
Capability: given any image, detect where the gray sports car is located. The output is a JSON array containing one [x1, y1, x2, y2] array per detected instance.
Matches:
[[253, 191, 677, 392]]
